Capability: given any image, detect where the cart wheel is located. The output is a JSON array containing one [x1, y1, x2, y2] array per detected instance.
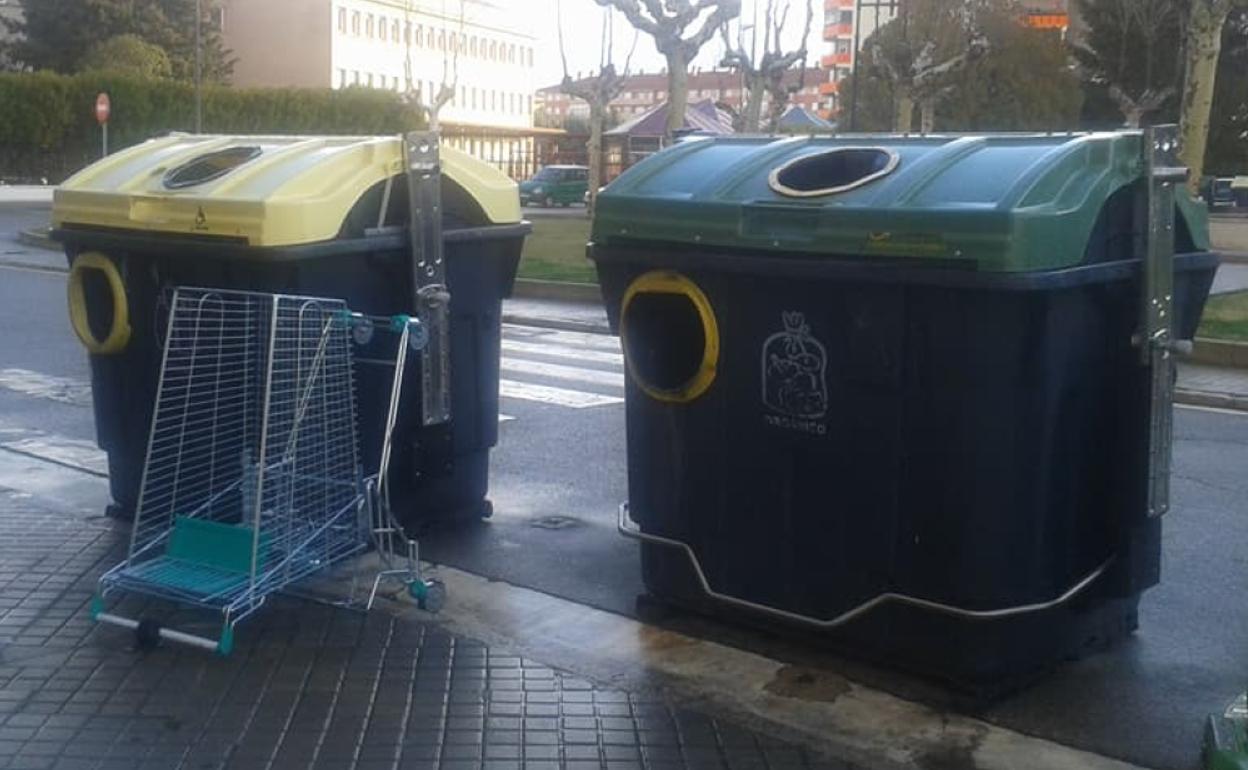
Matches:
[[409, 579, 447, 613], [481, 500, 494, 519], [134, 619, 162, 651]]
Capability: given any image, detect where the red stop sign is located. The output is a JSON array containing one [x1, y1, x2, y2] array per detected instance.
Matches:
[[95, 93, 110, 125]]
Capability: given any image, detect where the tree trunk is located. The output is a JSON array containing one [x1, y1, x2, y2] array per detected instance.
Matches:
[[587, 102, 605, 215], [1179, 0, 1231, 193], [665, 50, 690, 139], [742, 79, 765, 133], [764, 85, 787, 133], [919, 98, 935, 134], [894, 89, 914, 133]]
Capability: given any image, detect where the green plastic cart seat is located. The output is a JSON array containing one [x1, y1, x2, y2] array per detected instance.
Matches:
[[122, 517, 269, 598]]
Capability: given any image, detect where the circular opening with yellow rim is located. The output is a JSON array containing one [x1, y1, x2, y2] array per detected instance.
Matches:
[[68, 251, 131, 356], [620, 271, 719, 404]]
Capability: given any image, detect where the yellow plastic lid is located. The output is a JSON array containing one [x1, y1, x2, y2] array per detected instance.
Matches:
[[52, 134, 521, 247]]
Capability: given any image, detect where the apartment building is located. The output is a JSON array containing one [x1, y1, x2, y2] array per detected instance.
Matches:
[[536, 67, 826, 127], [221, 0, 537, 131]]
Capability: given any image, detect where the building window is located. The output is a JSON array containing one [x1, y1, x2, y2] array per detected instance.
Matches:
[[415, 25, 423, 46], [337, 7, 346, 32], [366, 14, 374, 38], [471, 88, 478, 109], [470, 37, 477, 56], [405, 22, 412, 45], [392, 20, 399, 42], [351, 11, 360, 35], [353, 70, 360, 84], [367, 73, 374, 87], [489, 41, 497, 60], [337, 68, 347, 88]]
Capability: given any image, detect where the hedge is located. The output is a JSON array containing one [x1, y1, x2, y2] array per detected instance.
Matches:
[[0, 71, 426, 183]]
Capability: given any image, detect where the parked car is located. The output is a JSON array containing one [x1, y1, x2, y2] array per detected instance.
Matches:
[[520, 165, 589, 207], [1203, 177, 1236, 209]]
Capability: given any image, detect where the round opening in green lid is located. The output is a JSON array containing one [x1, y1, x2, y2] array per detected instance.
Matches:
[[769, 147, 899, 198]]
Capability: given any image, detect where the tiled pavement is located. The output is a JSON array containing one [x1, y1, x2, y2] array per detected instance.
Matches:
[[0, 490, 850, 770]]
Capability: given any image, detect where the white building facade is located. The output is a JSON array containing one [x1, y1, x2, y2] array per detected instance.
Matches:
[[223, 0, 537, 131]]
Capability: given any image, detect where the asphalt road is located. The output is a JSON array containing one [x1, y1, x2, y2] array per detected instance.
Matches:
[[1, 235, 1247, 769]]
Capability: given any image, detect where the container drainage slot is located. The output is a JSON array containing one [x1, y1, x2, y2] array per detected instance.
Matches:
[[621, 272, 719, 404], [769, 147, 899, 198]]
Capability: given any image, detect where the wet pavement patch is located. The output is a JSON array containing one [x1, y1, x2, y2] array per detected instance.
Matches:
[[529, 514, 582, 530], [763, 666, 852, 704]]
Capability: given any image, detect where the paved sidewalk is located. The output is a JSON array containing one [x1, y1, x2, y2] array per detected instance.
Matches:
[[0, 488, 848, 770]]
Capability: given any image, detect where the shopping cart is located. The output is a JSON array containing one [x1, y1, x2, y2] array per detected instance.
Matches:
[[91, 287, 444, 655]]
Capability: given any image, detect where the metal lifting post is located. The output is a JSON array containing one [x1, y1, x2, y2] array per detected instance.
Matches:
[[404, 131, 452, 426], [1137, 125, 1188, 518]]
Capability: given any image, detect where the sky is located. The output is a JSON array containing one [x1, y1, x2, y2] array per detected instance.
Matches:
[[530, 0, 824, 89]]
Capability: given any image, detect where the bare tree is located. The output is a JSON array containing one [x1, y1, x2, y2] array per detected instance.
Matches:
[[1179, 0, 1248, 190], [720, 0, 814, 132], [558, 1, 638, 212], [865, 0, 988, 132], [595, 0, 742, 137], [403, 0, 463, 130], [1071, 0, 1183, 128]]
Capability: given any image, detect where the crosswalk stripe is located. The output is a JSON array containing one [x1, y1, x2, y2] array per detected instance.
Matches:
[[499, 380, 624, 408], [501, 339, 624, 367], [0, 368, 92, 407], [500, 358, 625, 388]]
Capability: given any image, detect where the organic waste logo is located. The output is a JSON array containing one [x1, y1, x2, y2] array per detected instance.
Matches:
[[762, 312, 828, 434]]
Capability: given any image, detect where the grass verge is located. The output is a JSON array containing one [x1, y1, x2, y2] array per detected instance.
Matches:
[[519, 216, 596, 284], [1199, 291, 1248, 342]]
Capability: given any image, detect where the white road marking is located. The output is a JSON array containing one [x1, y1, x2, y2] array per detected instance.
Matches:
[[501, 339, 624, 367], [498, 380, 624, 408], [500, 358, 625, 389], [0, 368, 92, 407], [498, 413, 516, 423]]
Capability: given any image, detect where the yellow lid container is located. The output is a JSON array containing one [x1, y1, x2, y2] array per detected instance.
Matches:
[[53, 134, 521, 247]]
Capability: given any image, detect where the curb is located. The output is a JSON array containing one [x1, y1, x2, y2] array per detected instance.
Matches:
[[513, 278, 602, 304], [501, 312, 612, 336], [1175, 388, 1248, 412], [1191, 338, 1248, 369], [0, 256, 66, 274], [1220, 251, 1248, 265], [16, 227, 57, 251]]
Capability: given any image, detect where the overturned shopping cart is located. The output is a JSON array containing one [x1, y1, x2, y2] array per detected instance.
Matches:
[[92, 287, 444, 655]]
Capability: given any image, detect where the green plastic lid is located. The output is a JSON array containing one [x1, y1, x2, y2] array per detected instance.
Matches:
[[591, 133, 1211, 272]]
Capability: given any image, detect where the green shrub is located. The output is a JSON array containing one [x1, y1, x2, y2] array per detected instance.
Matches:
[[0, 71, 425, 183]]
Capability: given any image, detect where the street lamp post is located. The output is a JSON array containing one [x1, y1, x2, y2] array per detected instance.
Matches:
[[195, 0, 203, 133], [846, 0, 903, 133]]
